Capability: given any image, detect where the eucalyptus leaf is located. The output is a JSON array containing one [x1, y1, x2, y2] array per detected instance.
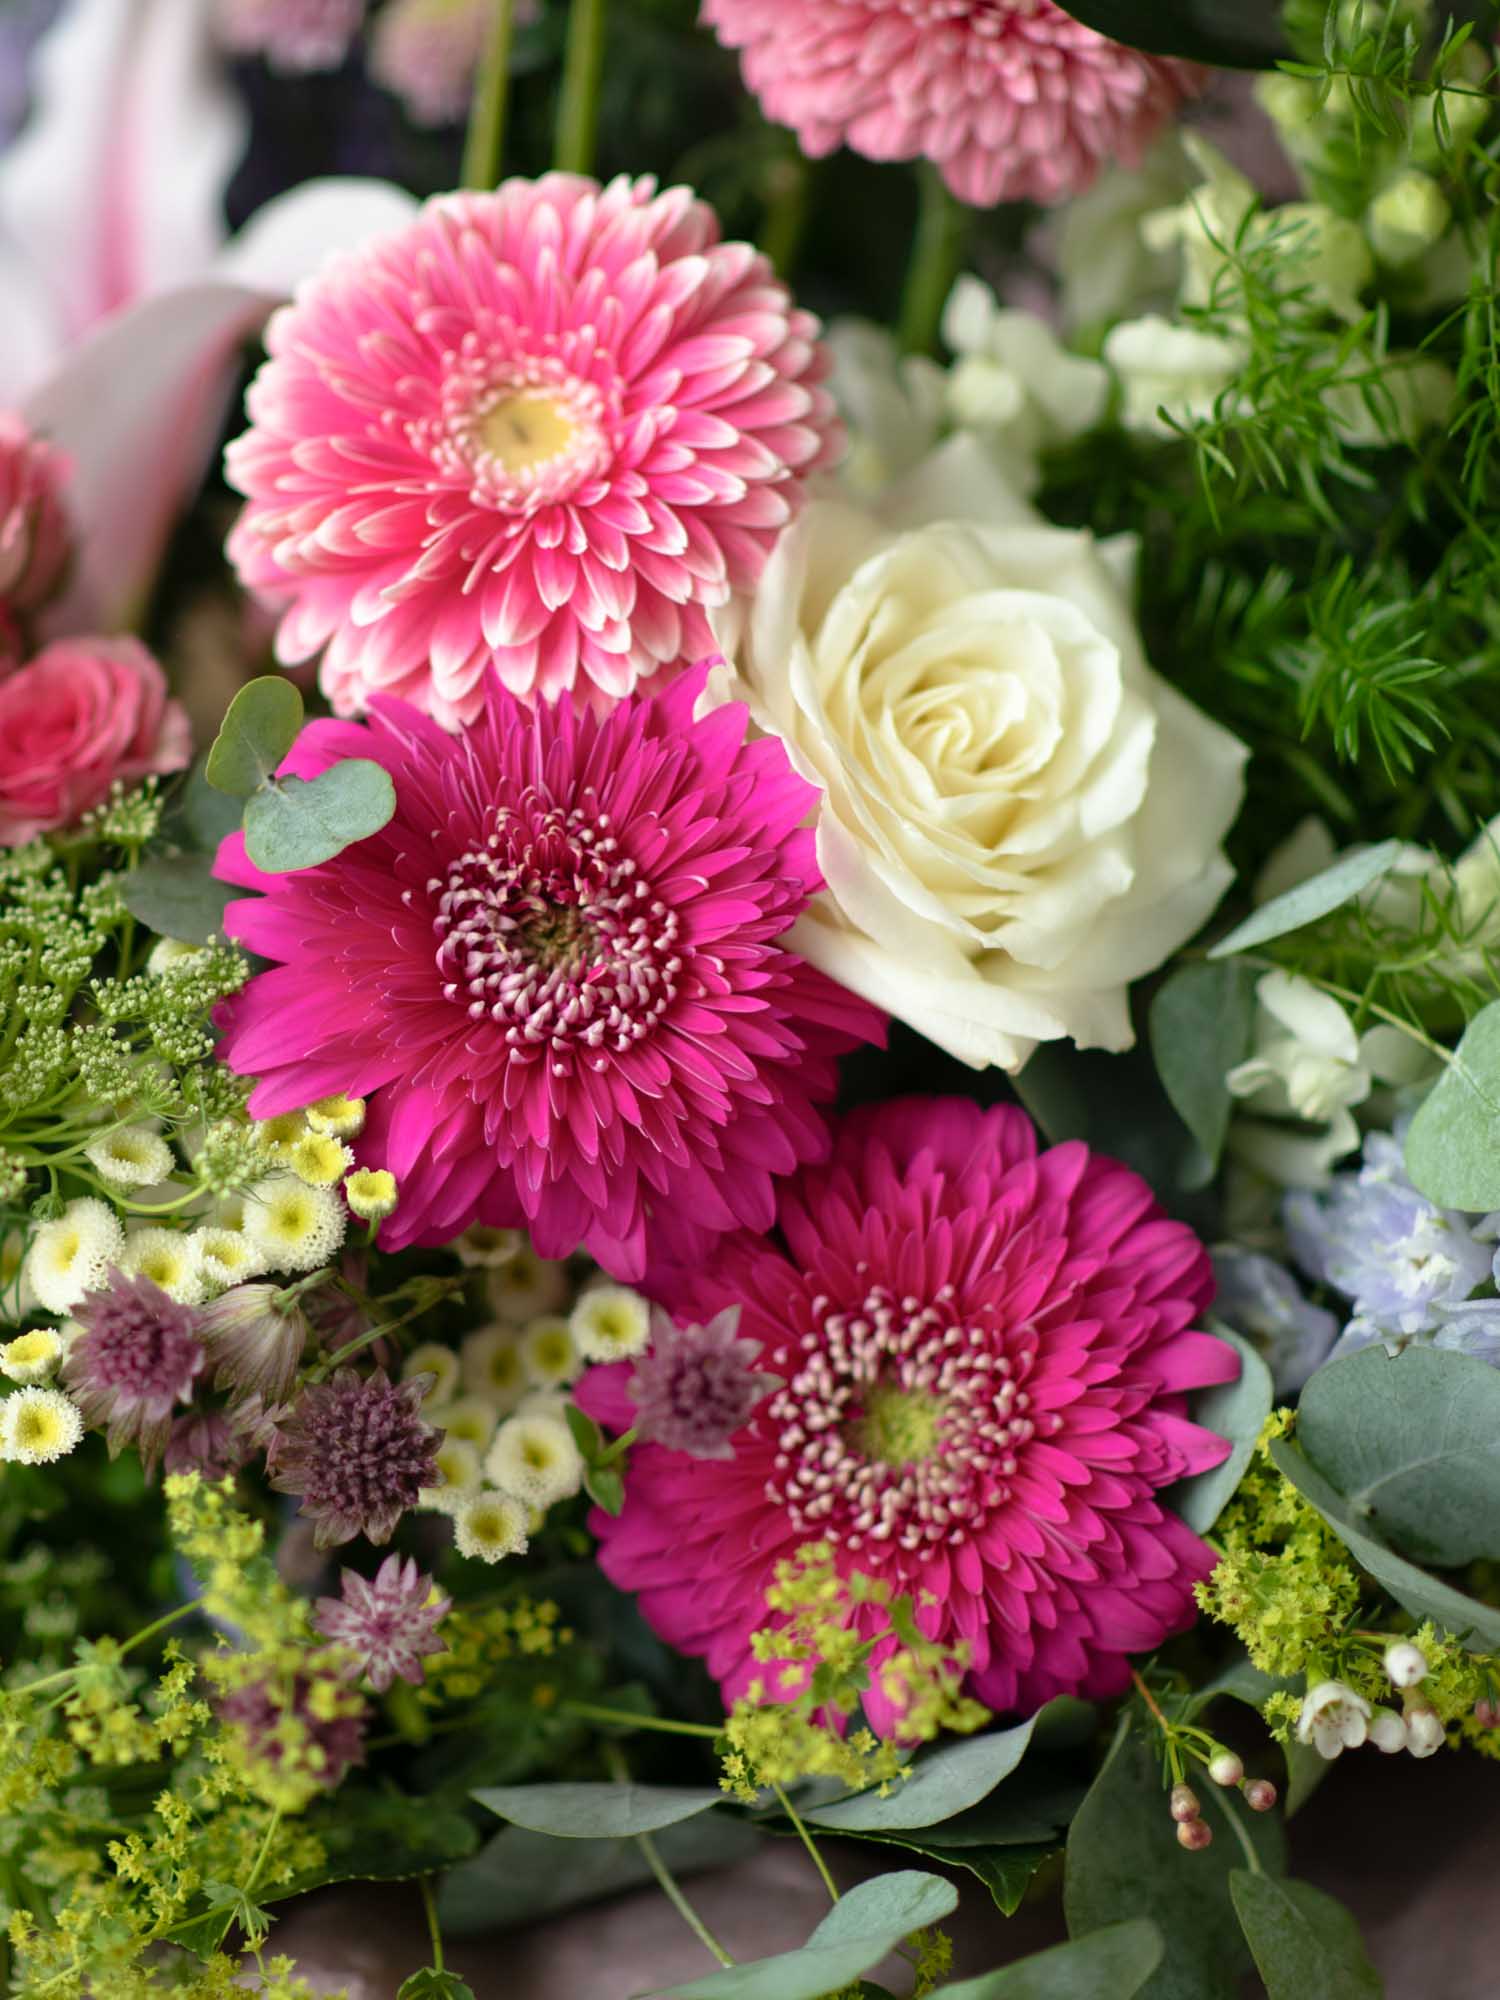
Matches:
[[397, 1974, 477, 2000], [1208, 841, 1402, 960], [1269, 1437, 1500, 1649], [242, 759, 397, 873], [475, 1781, 723, 1839], [643, 1871, 959, 2000], [1148, 962, 1256, 1178], [180, 757, 247, 852], [1052, 0, 1286, 66], [1169, 1329, 1272, 1537], [276, 1793, 478, 1899], [1229, 1873, 1382, 1999], [930, 1920, 1164, 1999], [1064, 1725, 1283, 2000], [806, 1715, 1041, 1831], [1279, 1734, 1333, 1819], [1298, 1344, 1500, 1568], [120, 854, 241, 946], [204, 676, 304, 797], [1403, 1001, 1500, 1209]]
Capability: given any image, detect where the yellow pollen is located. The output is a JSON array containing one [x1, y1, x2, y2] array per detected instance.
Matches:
[[478, 392, 577, 473], [846, 1382, 945, 1469]]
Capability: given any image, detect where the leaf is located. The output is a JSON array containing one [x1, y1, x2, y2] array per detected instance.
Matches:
[[1229, 1873, 1383, 1999], [1279, 1734, 1333, 1819], [438, 1817, 759, 1938], [204, 675, 304, 796], [1011, 1038, 1204, 1193], [585, 1463, 626, 1515], [1148, 962, 1256, 1178], [1404, 1001, 1500, 1209], [1269, 1436, 1500, 1649], [1064, 1725, 1283, 2000], [1208, 840, 1402, 959], [566, 1404, 606, 1459], [1051, 0, 1286, 67], [180, 757, 247, 852], [474, 1780, 725, 1839], [1297, 1344, 1500, 1569], [643, 1870, 960, 2000], [120, 853, 242, 945], [806, 1714, 1042, 1831], [276, 1793, 478, 1899], [242, 759, 397, 873], [398, 1974, 478, 2000], [929, 1920, 1164, 1999], [1169, 1329, 1273, 1537]]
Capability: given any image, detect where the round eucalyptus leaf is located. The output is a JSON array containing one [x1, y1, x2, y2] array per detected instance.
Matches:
[[204, 676, 305, 798], [242, 760, 396, 874]]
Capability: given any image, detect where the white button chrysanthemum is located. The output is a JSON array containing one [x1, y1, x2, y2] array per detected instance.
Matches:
[[2, 1386, 85, 1464], [429, 1396, 497, 1451], [402, 1342, 462, 1405], [345, 1168, 398, 1221], [243, 1173, 347, 1273], [421, 1436, 482, 1512], [484, 1243, 568, 1319], [192, 1225, 268, 1291], [570, 1285, 651, 1364], [453, 1489, 530, 1563], [460, 1324, 527, 1410], [286, 1131, 353, 1188], [26, 1198, 125, 1314], [0, 1328, 63, 1384], [83, 1123, 176, 1189], [305, 1094, 366, 1139], [118, 1227, 206, 1306], [520, 1315, 580, 1388], [484, 1412, 583, 1509]]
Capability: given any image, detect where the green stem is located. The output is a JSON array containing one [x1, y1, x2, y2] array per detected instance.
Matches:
[[306, 1280, 464, 1383], [560, 1700, 720, 1739], [460, 0, 518, 191], [9, 1599, 198, 1698], [554, 0, 608, 176], [898, 163, 970, 357], [772, 1781, 839, 1905], [419, 1875, 445, 1974], [1210, 1784, 1262, 1875], [758, 156, 810, 278], [606, 1743, 734, 1969]]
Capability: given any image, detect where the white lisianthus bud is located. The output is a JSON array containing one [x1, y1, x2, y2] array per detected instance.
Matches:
[[1384, 1640, 1428, 1689], [1368, 1707, 1409, 1754], [1404, 1704, 1445, 1759], [1297, 1680, 1372, 1759], [1208, 1750, 1244, 1788], [1367, 171, 1452, 268]]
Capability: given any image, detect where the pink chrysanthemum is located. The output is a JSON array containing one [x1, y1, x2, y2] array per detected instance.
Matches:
[[214, 0, 366, 73], [701, 0, 1202, 209], [214, 667, 883, 1278], [315, 1554, 451, 1690], [370, 0, 540, 128], [0, 413, 71, 614], [581, 1098, 1237, 1724], [225, 175, 840, 725]]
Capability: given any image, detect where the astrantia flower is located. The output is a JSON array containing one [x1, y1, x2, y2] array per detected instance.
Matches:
[[64, 1272, 206, 1463], [163, 1410, 251, 1481], [198, 1283, 313, 1403], [269, 1367, 440, 1548], [215, 1651, 367, 1812], [215, 669, 882, 1278], [628, 1305, 778, 1461], [224, 175, 840, 721], [314, 1553, 451, 1691], [582, 1098, 1237, 1722], [2, 1387, 84, 1465], [700, 0, 1202, 210], [0, 411, 71, 613], [213, 0, 365, 72]]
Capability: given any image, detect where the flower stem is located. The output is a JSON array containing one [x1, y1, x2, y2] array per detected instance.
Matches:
[[306, 1279, 465, 1382], [772, 1780, 839, 1905], [898, 163, 969, 357], [418, 1875, 445, 1973], [606, 1742, 734, 1968], [759, 156, 810, 278], [561, 1699, 720, 1738], [554, 0, 608, 176], [461, 0, 518, 191], [1210, 1783, 1263, 1875]]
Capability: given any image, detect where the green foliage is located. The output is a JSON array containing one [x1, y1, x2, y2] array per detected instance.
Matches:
[[474, 1780, 724, 1838], [242, 761, 398, 874], [1228, 1873, 1382, 1999], [205, 679, 305, 798], [1148, 961, 1256, 1172], [1050, 0, 1285, 65], [929, 1921, 1164, 2000], [1170, 1330, 1275, 1537], [1404, 998, 1500, 1203], [804, 1716, 1045, 1832]]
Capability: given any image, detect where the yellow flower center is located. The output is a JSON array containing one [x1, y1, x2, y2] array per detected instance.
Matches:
[[478, 392, 578, 475], [846, 1382, 945, 1469]]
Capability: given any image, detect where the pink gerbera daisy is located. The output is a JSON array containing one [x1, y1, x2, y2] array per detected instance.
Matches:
[[701, 0, 1202, 209], [581, 1097, 1237, 1723], [213, 665, 883, 1278], [224, 175, 840, 726]]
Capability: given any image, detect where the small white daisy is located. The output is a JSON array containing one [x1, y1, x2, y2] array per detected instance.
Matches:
[[2, 1387, 85, 1464], [0, 1328, 63, 1384], [118, 1227, 205, 1306], [243, 1173, 346, 1274], [520, 1315, 580, 1388], [402, 1342, 462, 1405], [570, 1285, 651, 1363], [452, 1489, 530, 1562], [26, 1199, 125, 1314], [83, 1123, 176, 1190], [460, 1324, 527, 1411], [484, 1412, 583, 1509]]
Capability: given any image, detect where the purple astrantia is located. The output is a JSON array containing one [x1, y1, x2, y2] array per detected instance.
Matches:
[[314, 1554, 451, 1691], [217, 1661, 367, 1798], [1210, 1248, 1339, 1396], [269, 1367, 440, 1548], [198, 1282, 312, 1404], [163, 1410, 252, 1481], [627, 1306, 780, 1461], [64, 1271, 206, 1464]]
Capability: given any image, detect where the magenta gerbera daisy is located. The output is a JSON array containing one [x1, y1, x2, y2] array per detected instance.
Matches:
[[580, 1097, 1237, 1724], [701, 0, 1202, 210], [214, 666, 883, 1278], [224, 174, 840, 725]]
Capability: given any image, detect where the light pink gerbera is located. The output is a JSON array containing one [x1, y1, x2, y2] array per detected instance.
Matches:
[[581, 1097, 1237, 1723], [701, 0, 1202, 209], [225, 175, 840, 726], [213, 665, 884, 1278]]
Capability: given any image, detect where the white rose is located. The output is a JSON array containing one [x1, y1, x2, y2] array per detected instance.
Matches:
[[708, 436, 1246, 1071]]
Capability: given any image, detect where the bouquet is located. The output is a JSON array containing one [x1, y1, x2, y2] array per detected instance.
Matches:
[[1, 0, 1497, 1993]]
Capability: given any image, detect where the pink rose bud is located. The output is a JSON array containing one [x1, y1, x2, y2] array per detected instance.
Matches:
[[1177, 1816, 1214, 1850], [1242, 1778, 1278, 1811], [1208, 1750, 1244, 1788], [0, 637, 191, 845], [1169, 1783, 1201, 1823], [0, 414, 71, 613]]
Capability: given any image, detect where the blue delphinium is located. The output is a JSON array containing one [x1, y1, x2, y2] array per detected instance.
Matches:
[[1211, 1247, 1340, 1395]]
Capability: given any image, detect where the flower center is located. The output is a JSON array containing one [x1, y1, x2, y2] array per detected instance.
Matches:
[[845, 1381, 945, 1468], [431, 794, 685, 1071], [476, 390, 580, 476], [425, 342, 614, 513]]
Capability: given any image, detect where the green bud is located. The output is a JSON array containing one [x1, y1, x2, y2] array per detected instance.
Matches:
[[1367, 170, 1453, 267]]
